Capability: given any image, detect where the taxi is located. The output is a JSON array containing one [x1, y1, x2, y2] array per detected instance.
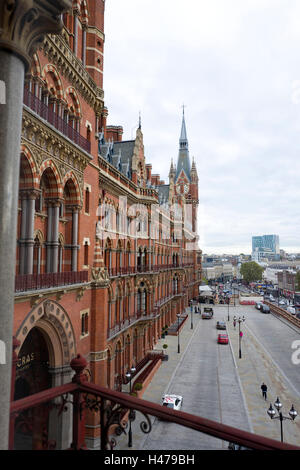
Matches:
[[162, 394, 183, 411]]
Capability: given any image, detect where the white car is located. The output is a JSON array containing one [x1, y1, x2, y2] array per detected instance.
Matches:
[[279, 300, 286, 306], [287, 306, 296, 315], [162, 394, 183, 411]]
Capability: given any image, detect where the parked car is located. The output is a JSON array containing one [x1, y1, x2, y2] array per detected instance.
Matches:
[[261, 305, 270, 314], [202, 307, 213, 319], [217, 334, 229, 344], [287, 306, 296, 315], [216, 321, 226, 330], [255, 302, 263, 310], [279, 299, 287, 306], [162, 394, 183, 411]]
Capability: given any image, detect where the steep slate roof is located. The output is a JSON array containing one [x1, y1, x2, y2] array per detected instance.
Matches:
[[98, 137, 135, 179], [157, 184, 170, 204]]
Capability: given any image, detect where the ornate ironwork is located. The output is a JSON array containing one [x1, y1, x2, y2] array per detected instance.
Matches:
[[80, 393, 152, 450]]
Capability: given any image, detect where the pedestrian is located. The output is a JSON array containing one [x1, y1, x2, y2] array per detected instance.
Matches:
[[233, 319, 236, 329], [261, 382, 268, 400]]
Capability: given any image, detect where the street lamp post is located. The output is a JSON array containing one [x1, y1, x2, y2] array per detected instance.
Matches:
[[177, 313, 181, 353], [227, 296, 230, 321], [238, 316, 245, 358], [190, 300, 193, 330], [125, 365, 136, 447], [267, 397, 297, 443]]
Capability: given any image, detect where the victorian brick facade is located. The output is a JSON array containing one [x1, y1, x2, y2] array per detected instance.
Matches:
[[12, 0, 202, 449]]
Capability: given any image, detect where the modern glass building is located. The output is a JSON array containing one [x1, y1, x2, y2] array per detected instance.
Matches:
[[252, 235, 280, 261]]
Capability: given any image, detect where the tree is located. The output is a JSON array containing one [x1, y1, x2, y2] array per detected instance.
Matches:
[[240, 261, 264, 283]]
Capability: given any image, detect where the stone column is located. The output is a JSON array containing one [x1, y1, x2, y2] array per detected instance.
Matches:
[[48, 365, 73, 449], [51, 202, 60, 272], [73, 10, 79, 56], [0, 0, 71, 449], [71, 206, 79, 271], [19, 194, 28, 275], [82, 24, 87, 66], [25, 193, 36, 274], [46, 203, 53, 273]]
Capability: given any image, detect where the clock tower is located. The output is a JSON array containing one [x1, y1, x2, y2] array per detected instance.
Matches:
[[173, 109, 199, 232]]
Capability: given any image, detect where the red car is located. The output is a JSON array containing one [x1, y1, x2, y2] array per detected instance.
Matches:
[[218, 334, 229, 344]]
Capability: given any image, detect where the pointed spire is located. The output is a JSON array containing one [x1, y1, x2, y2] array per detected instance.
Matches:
[[179, 105, 188, 150], [138, 111, 142, 129], [169, 158, 175, 179], [176, 107, 191, 181]]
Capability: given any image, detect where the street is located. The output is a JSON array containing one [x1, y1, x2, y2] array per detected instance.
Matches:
[[117, 304, 300, 450]]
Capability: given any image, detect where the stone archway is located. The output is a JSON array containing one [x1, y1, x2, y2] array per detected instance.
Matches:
[[15, 299, 76, 368], [13, 299, 76, 450]]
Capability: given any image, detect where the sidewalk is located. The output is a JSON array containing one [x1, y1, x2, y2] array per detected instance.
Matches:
[[227, 313, 300, 446]]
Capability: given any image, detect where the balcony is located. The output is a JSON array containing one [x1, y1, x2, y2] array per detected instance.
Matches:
[[9, 354, 300, 450], [23, 88, 91, 154], [107, 309, 152, 339], [107, 263, 190, 278], [15, 271, 89, 293]]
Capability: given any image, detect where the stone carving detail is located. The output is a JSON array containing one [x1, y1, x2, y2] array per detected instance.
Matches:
[[0, 0, 72, 71], [91, 266, 110, 287], [43, 299, 52, 318]]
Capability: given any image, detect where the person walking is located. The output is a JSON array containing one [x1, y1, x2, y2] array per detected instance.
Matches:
[[261, 382, 268, 400]]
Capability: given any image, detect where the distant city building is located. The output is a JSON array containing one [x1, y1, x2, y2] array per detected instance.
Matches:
[[202, 262, 236, 281], [277, 270, 297, 299], [252, 234, 280, 261]]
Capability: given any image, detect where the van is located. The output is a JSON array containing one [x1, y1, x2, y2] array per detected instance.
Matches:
[[287, 306, 296, 315]]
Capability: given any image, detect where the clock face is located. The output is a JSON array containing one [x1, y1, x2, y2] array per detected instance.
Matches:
[[184, 183, 189, 194], [176, 185, 181, 194]]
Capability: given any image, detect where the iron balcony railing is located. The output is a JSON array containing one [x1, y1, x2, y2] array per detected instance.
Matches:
[[9, 354, 300, 451], [15, 271, 89, 293], [107, 309, 154, 338], [23, 88, 91, 154], [107, 263, 192, 277]]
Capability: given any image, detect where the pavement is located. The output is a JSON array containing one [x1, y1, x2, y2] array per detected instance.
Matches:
[[227, 309, 300, 446], [116, 304, 300, 450]]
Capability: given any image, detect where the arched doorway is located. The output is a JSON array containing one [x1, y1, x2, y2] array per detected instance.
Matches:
[[14, 327, 51, 450], [13, 299, 76, 450]]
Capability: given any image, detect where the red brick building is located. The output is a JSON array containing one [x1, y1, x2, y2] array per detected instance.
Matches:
[[13, 0, 201, 449]]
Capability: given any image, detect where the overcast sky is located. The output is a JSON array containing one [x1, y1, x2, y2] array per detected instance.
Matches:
[[103, 0, 300, 255]]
